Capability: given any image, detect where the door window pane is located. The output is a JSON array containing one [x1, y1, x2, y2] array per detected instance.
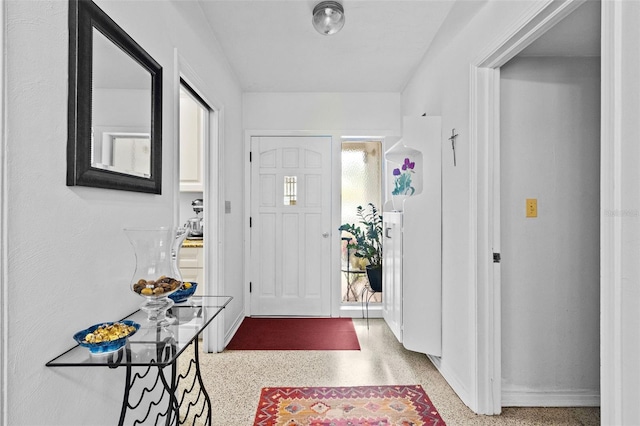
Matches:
[[284, 176, 297, 206]]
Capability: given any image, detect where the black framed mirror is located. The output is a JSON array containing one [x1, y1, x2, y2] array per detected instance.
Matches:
[[67, 0, 162, 194]]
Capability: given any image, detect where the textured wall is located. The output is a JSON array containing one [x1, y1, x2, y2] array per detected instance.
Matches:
[[4, 0, 242, 424], [243, 92, 401, 133], [401, 0, 548, 411]]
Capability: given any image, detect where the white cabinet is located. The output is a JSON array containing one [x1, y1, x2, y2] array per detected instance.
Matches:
[[179, 88, 204, 192], [382, 116, 442, 357], [178, 246, 204, 296], [382, 212, 403, 342]]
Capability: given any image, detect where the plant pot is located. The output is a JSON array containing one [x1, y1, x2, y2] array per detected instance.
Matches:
[[366, 265, 383, 292]]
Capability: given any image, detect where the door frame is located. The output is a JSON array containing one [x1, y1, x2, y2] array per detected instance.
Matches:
[[469, 0, 589, 414], [174, 49, 226, 352], [598, 2, 623, 423], [0, 2, 6, 422], [244, 130, 341, 318]]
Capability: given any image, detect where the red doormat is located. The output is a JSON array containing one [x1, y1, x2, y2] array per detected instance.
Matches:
[[253, 385, 446, 425], [226, 318, 360, 351]]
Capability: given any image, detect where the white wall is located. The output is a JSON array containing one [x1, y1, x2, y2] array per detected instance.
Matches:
[[500, 56, 600, 405], [402, 0, 544, 408], [243, 92, 401, 134], [92, 88, 150, 167], [4, 0, 242, 424]]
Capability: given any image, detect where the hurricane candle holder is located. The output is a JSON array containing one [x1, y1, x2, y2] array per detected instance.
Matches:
[[125, 227, 187, 325]]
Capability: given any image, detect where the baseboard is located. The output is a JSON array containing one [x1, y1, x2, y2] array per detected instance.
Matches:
[[339, 304, 383, 319], [427, 354, 472, 409], [224, 310, 245, 347], [502, 388, 601, 407]]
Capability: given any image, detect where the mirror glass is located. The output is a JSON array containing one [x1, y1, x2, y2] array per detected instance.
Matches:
[[67, 0, 162, 194], [91, 28, 152, 178]]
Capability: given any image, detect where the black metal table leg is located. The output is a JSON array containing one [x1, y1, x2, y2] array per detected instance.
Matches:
[[117, 338, 179, 425], [175, 338, 212, 425], [193, 338, 212, 426]]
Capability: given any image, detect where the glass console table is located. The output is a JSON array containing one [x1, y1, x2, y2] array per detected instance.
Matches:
[[46, 295, 232, 426]]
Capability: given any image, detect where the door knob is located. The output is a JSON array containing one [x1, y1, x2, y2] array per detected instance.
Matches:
[[322, 232, 330, 238]]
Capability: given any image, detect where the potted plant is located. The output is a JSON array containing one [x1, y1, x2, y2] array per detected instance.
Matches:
[[338, 203, 383, 292]]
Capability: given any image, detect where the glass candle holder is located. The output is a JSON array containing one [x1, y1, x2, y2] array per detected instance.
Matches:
[[125, 227, 187, 325]]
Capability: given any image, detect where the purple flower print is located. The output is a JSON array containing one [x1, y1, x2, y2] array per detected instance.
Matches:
[[392, 157, 416, 196], [401, 157, 415, 171]]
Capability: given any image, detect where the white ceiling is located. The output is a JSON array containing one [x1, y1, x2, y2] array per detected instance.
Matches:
[[197, 0, 455, 92], [195, 0, 600, 93]]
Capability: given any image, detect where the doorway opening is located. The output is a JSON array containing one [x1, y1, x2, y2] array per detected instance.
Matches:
[[469, 0, 601, 414], [340, 140, 383, 306], [499, 0, 601, 408], [178, 79, 211, 298]]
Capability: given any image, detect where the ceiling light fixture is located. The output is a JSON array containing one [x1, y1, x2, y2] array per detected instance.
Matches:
[[312, 1, 345, 36]]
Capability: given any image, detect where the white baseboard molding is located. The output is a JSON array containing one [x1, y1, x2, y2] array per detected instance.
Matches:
[[427, 354, 472, 410], [224, 310, 245, 347], [339, 304, 383, 319], [502, 389, 601, 407]]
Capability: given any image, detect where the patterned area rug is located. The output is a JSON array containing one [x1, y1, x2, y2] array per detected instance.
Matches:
[[253, 385, 446, 425]]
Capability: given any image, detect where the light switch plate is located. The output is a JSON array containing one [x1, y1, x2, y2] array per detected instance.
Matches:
[[526, 198, 537, 218]]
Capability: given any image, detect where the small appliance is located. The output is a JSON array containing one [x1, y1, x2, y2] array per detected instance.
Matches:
[[186, 199, 203, 239]]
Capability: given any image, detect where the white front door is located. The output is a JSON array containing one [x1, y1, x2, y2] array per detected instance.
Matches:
[[250, 136, 332, 316]]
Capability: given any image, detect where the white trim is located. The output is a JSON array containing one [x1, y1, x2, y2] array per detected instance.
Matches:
[[223, 309, 245, 347], [599, 1, 622, 424], [502, 390, 601, 407], [243, 131, 251, 317], [172, 49, 181, 229], [428, 355, 471, 406], [468, 62, 479, 413], [475, 0, 587, 68], [488, 67, 501, 415], [339, 304, 382, 319], [469, 0, 589, 415], [174, 49, 226, 352], [209, 106, 225, 352], [0, 1, 6, 423]]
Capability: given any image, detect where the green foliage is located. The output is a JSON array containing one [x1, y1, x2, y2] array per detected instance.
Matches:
[[338, 203, 383, 268]]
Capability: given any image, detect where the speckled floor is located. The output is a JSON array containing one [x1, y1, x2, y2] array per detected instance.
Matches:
[[191, 318, 600, 425]]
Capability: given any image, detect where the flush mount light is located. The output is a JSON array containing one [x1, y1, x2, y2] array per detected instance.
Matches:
[[312, 1, 345, 36]]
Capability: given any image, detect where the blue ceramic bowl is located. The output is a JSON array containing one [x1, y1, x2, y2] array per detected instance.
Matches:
[[168, 282, 197, 303], [73, 320, 140, 355]]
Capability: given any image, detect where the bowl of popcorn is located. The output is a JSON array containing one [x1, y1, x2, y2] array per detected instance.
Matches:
[[73, 320, 140, 355], [168, 281, 197, 303]]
